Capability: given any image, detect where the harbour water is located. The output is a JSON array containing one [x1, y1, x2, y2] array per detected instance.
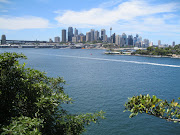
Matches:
[[1, 48, 180, 135]]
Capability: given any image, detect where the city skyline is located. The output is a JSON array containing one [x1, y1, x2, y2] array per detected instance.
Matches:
[[0, 0, 180, 45]]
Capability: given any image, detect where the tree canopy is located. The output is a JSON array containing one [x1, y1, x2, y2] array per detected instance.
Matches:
[[124, 94, 180, 123], [0, 52, 105, 134]]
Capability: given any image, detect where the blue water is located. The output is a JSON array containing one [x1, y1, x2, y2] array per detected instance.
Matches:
[[1, 48, 180, 135]]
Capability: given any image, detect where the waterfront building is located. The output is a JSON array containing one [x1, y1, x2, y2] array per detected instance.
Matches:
[[90, 29, 95, 42], [128, 35, 133, 46], [62, 29, 66, 42], [86, 32, 91, 42], [1, 35, 6, 45], [94, 30, 99, 41], [115, 35, 121, 46], [158, 40, 161, 47], [54, 36, 60, 43], [101, 29, 106, 42], [72, 36, 77, 43], [74, 28, 78, 37], [68, 27, 73, 42]]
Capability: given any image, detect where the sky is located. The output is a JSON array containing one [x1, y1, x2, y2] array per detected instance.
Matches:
[[0, 0, 180, 45]]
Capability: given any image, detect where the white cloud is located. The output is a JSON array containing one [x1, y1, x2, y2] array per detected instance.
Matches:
[[54, 0, 178, 28], [0, 16, 50, 30], [0, 0, 11, 3]]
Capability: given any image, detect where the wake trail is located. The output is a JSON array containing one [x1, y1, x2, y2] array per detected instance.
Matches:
[[31, 53, 180, 68]]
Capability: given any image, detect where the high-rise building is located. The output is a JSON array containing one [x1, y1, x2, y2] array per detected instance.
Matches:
[[68, 27, 73, 42], [111, 33, 116, 43], [128, 35, 133, 46], [101, 29, 106, 42], [94, 30, 99, 41], [80, 36, 86, 42], [143, 39, 149, 48], [158, 40, 161, 47], [172, 41, 175, 46], [54, 36, 60, 43], [74, 28, 78, 37], [121, 33, 128, 47], [62, 29, 66, 42], [149, 42, 153, 47], [72, 36, 77, 43], [115, 35, 121, 46], [86, 32, 91, 42], [90, 29, 95, 42], [1, 35, 6, 45]]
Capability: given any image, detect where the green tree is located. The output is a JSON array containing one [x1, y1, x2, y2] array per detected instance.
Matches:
[[124, 94, 180, 123], [0, 52, 105, 134]]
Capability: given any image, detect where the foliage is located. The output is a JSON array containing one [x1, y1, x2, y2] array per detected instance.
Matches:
[[124, 94, 180, 123], [0, 52, 105, 134], [134, 45, 180, 56]]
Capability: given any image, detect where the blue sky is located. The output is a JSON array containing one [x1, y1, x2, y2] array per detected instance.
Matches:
[[0, 0, 180, 45]]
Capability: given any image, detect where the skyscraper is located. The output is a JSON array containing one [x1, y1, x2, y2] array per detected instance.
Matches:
[[115, 35, 121, 46], [54, 36, 60, 43], [1, 35, 6, 45], [172, 41, 175, 46], [68, 27, 73, 42], [158, 40, 161, 47], [62, 29, 66, 42], [94, 30, 99, 41], [101, 29, 106, 42], [128, 35, 133, 46], [111, 33, 115, 43], [143, 39, 149, 48], [90, 29, 95, 42], [74, 28, 78, 37], [121, 33, 127, 47], [86, 32, 91, 42]]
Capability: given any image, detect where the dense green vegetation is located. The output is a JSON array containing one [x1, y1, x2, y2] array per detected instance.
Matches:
[[0, 52, 105, 134], [124, 94, 180, 123], [133, 44, 180, 56]]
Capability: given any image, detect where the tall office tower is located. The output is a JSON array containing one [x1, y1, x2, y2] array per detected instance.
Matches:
[[111, 33, 116, 43], [121, 33, 127, 47], [128, 35, 133, 46], [172, 41, 175, 46], [54, 36, 60, 43], [74, 28, 78, 37], [133, 34, 139, 46], [115, 35, 121, 46], [143, 39, 149, 48], [62, 29, 66, 42], [90, 29, 95, 42], [86, 32, 91, 42], [1, 34, 6, 45], [101, 29, 106, 42], [68, 27, 73, 42], [94, 30, 99, 41], [158, 40, 161, 47]]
